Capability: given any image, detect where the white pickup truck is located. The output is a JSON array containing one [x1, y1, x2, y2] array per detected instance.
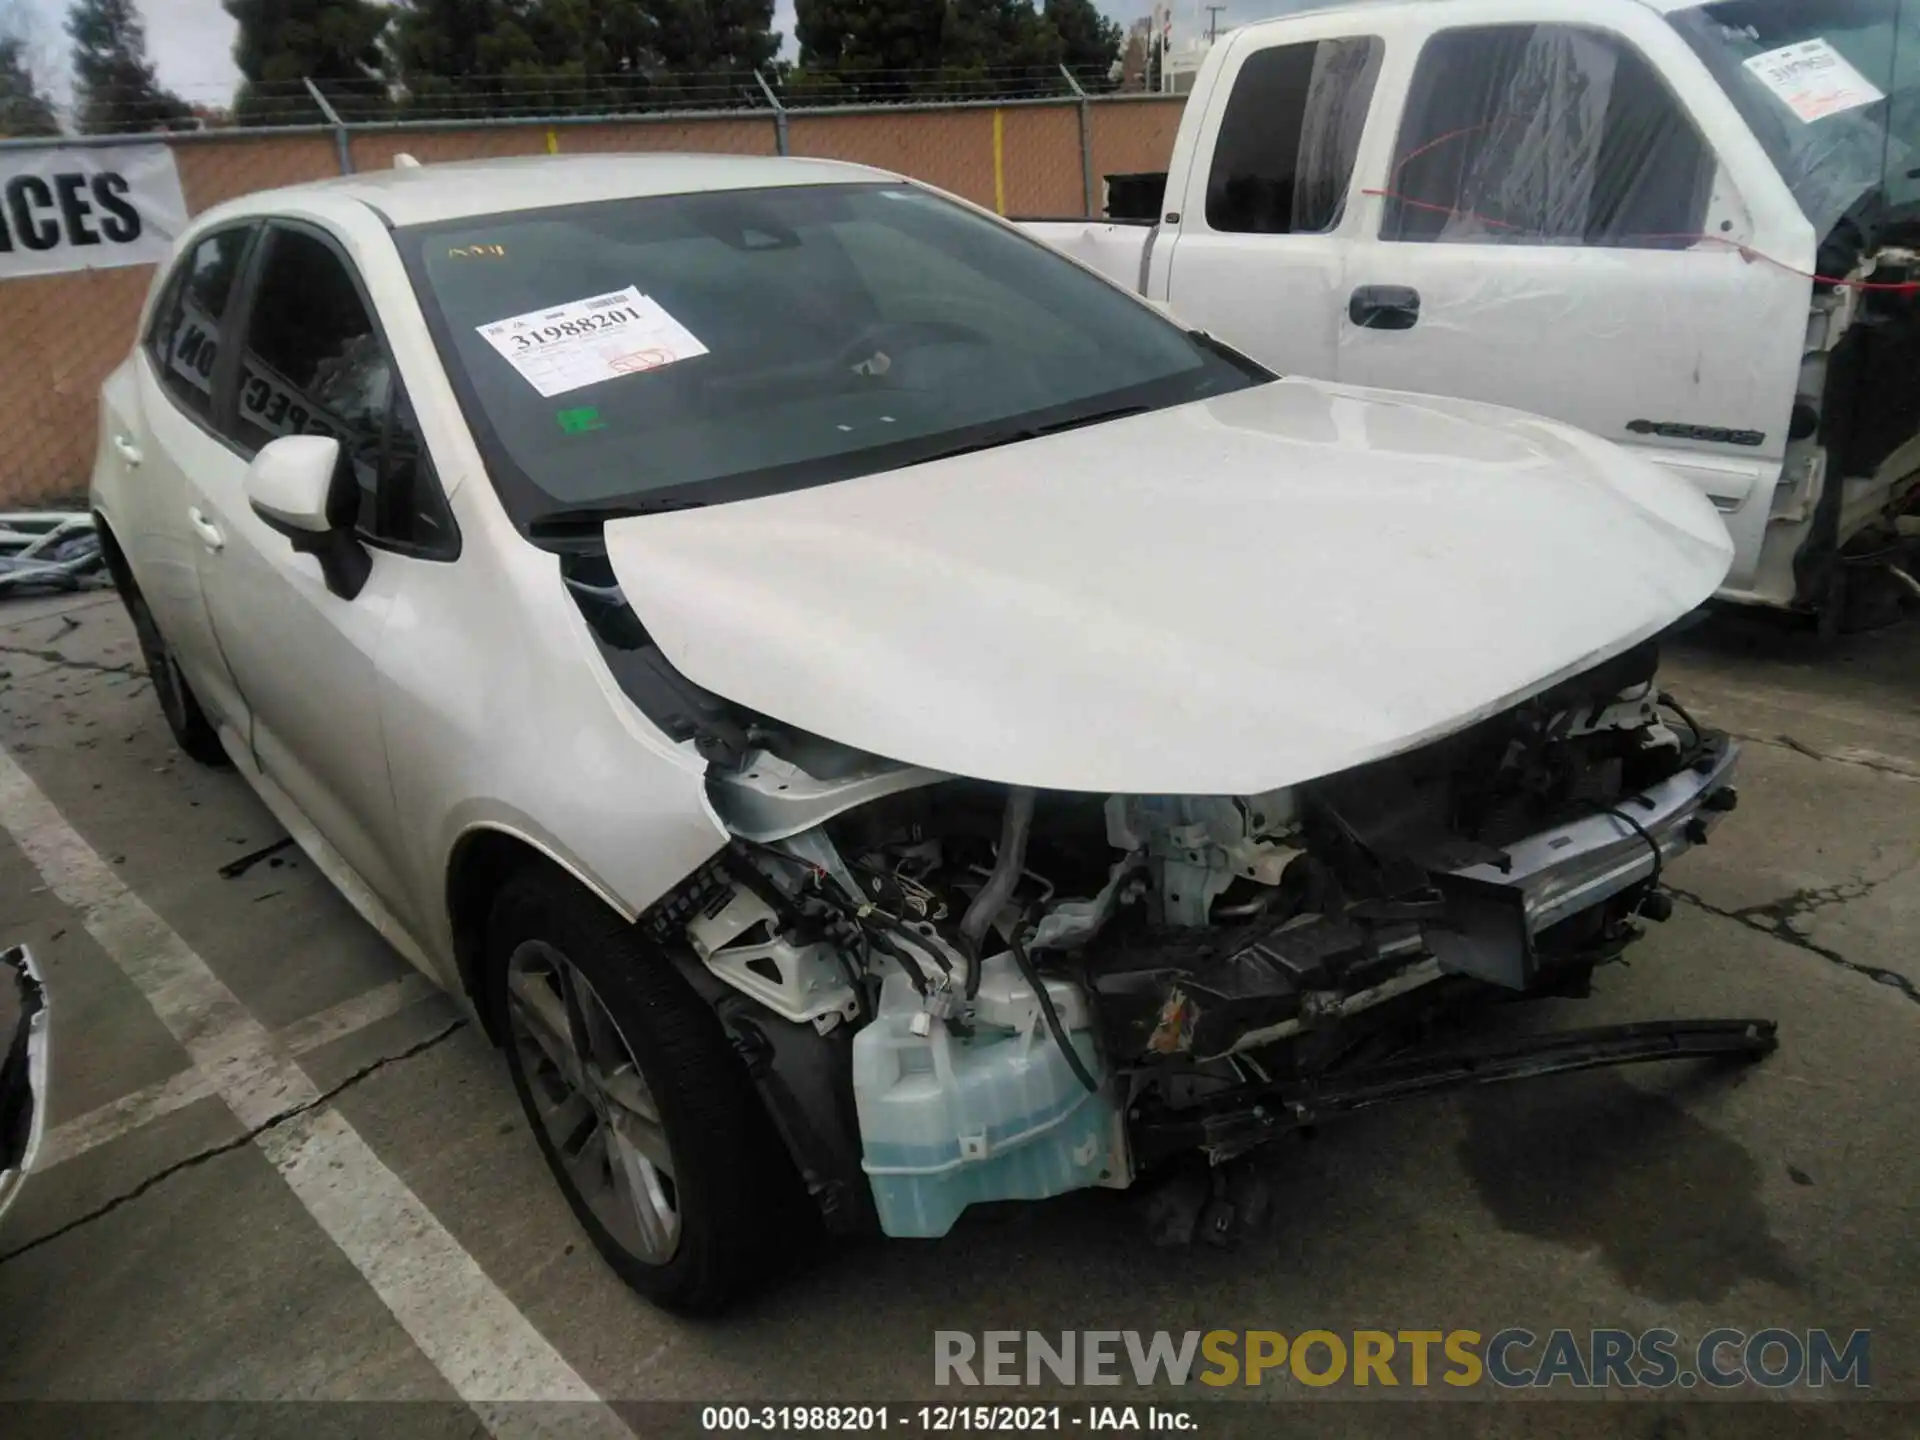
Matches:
[[1023, 0, 1920, 625]]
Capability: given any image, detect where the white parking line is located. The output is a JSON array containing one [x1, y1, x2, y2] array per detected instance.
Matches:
[[277, 970, 443, 1055], [0, 746, 632, 1435], [36, 971, 448, 1171], [36, 1065, 220, 1170]]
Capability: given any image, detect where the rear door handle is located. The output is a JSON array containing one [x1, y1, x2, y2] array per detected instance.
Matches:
[[112, 434, 143, 467], [187, 506, 225, 551], [1348, 284, 1421, 331]]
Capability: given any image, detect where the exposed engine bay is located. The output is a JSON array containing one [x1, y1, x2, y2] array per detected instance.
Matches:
[[581, 595, 1766, 1242]]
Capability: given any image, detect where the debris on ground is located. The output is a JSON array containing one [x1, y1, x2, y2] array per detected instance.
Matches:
[[0, 513, 108, 597], [1, 944, 49, 1224], [217, 837, 295, 880]]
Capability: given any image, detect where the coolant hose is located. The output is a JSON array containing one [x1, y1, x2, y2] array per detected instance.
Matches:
[[960, 786, 1036, 997]]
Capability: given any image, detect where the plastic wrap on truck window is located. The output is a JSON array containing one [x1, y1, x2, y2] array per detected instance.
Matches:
[[1380, 24, 1715, 250]]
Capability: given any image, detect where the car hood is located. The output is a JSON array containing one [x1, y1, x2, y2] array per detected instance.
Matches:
[[602, 378, 1732, 795]]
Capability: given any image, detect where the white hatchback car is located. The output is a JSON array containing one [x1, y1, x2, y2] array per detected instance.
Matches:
[[91, 153, 1756, 1314]]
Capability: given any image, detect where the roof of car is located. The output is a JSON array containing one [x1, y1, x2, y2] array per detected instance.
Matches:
[[228, 152, 895, 228]]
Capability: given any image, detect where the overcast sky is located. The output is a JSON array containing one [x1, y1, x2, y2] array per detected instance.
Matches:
[[8, 0, 1299, 110]]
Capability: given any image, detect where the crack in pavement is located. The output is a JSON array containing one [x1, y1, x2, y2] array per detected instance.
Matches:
[[0, 1017, 469, 1268], [0, 642, 141, 679], [0, 595, 121, 639], [1725, 729, 1920, 782], [1668, 885, 1920, 1008]]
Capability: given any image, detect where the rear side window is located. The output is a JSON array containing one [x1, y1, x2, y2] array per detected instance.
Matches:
[[232, 227, 453, 555], [1382, 25, 1713, 248], [1205, 37, 1383, 235], [147, 227, 252, 420]]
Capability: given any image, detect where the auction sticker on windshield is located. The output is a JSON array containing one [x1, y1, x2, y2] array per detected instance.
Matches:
[[1742, 38, 1884, 124], [477, 286, 709, 397]]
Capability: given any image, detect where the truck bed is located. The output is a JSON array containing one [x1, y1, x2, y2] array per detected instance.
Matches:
[[1015, 220, 1154, 294]]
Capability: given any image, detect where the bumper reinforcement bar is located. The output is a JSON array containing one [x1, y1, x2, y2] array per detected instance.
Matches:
[[1137, 1017, 1778, 1165]]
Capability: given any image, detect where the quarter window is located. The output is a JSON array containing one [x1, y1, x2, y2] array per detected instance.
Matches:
[[147, 227, 251, 420], [1382, 25, 1713, 248], [1205, 37, 1382, 235], [233, 227, 452, 554]]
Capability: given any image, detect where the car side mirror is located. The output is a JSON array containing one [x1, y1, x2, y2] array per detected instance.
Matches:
[[245, 436, 371, 601]]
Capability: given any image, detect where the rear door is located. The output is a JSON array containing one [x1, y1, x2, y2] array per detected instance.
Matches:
[[1335, 13, 1812, 591], [189, 219, 458, 925], [1154, 20, 1388, 381], [121, 223, 260, 734]]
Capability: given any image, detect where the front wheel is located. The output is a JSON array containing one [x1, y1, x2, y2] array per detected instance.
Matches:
[[486, 869, 795, 1314]]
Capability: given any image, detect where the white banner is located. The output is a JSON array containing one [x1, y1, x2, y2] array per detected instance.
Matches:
[[0, 144, 189, 280]]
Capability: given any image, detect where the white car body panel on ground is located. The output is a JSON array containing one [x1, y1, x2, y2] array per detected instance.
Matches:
[[0, 945, 49, 1227]]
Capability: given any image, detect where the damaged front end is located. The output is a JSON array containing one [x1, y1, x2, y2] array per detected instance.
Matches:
[[615, 620, 1766, 1241]]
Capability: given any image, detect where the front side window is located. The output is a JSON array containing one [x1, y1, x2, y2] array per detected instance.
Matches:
[[147, 227, 252, 420], [1382, 25, 1713, 247], [1205, 37, 1383, 235], [234, 227, 451, 553], [399, 182, 1266, 532], [1670, 0, 1920, 241]]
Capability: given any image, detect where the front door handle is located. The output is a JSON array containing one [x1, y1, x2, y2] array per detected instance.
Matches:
[[112, 434, 143, 467], [1348, 284, 1421, 331], [187, 506, 225, 551]]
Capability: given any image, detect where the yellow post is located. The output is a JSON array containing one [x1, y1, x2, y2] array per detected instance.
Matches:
[[992, 109, 1006, 215], [546, 128, 559, 154]]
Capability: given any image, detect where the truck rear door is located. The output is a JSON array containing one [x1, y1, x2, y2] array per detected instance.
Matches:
[[1333, 9, 1812, 593], [1153, 18, 1389, 383]]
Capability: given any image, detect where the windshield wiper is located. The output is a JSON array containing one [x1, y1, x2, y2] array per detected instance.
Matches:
[[1031, 403, 1152, 436], [909, 404, 1153, 466], [527, 498, 706, 541]]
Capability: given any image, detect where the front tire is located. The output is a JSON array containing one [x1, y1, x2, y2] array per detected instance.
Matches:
[[486, 869, 791, 1315]]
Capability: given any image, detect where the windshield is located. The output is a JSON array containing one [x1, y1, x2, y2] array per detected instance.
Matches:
[[1670, 0, 1920, 240], [400, 182, 1263, 530]]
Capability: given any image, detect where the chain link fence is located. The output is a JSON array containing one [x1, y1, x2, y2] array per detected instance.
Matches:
[[0, 80, 1186, 509]]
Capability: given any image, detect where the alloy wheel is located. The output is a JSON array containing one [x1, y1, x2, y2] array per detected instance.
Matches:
[[505, 939, 681, 1263]]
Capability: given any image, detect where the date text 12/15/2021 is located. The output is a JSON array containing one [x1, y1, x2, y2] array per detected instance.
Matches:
[[700, 1407, 1196, 1433]]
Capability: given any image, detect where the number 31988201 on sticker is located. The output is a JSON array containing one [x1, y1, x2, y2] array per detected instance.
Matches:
[[476, 284, 708, 398]]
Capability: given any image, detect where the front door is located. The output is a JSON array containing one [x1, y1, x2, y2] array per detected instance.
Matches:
[[1335, 17, 1812, 592], [1155, 24, 1387, 383], [123, 223, 258, 735], [187, 221, 445, 924]]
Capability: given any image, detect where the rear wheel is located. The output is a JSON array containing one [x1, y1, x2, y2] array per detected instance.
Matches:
[[120, 584, 227, 767], [486, 869, 792, 1314]]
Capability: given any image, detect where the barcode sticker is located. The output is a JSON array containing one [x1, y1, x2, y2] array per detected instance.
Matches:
[[476, 286, 708, 397], [1743, 38, 1883, 124]]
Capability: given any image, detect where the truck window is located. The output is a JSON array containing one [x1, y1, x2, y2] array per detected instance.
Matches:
[[1668, 0, 1920, 243], [1205, 37, 1383, 235], [1382, 25, 1713, 248]]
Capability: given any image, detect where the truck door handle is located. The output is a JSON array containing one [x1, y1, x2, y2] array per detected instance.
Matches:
[[187, 506, 225, 551], [1349, 285, 1421, 331], [112, 434, 143, 467]]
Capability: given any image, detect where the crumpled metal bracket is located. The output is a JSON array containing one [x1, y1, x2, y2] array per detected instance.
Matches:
[[0, 512, 109, 596]]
